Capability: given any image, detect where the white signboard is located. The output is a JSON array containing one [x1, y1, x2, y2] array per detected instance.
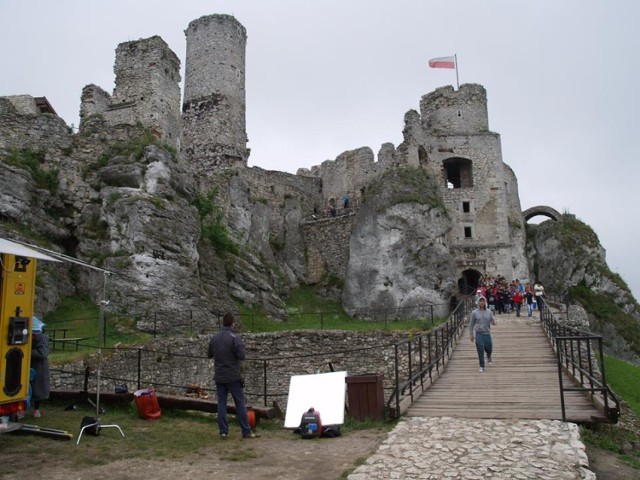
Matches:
[[284, 371, 347, 428]]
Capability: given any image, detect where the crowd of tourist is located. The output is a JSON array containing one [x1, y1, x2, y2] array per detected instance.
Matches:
[[473, 275, 545, 317]]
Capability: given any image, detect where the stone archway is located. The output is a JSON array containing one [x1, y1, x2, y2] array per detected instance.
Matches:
[[458, 269, 483, 295], [523, 205, 562, 222]]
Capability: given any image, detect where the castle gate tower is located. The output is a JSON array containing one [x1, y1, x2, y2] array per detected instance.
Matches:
[[183, 14, 248, 171], [420, 84, 528, 281]]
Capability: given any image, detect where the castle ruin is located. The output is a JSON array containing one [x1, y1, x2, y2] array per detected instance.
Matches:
[[1, 13, 538, 321]]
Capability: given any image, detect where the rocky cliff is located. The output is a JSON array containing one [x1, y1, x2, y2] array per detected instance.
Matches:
[[343, 167, 458, 318], [528, 215, 640, 363], [0, 111, 460, 327]]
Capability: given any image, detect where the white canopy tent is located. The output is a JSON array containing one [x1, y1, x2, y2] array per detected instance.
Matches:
[[0, 238, 61, 262]]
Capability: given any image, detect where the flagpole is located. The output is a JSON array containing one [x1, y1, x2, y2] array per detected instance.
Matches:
[[454, 54, 460, 90]]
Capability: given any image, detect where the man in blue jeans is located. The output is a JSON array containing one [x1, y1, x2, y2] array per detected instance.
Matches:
[[469, 297, 497, 373], [208, 312, 258, 438]]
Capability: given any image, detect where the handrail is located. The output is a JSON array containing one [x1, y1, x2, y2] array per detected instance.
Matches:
[[539, 296, 620, 423], [386, 296, 473, 417]]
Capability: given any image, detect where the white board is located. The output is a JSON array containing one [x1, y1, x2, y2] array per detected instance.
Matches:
[[284, 371, 347, 428]]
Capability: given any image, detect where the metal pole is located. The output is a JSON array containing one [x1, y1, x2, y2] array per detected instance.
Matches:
[[556, 340, 567, 422], [598, 340, 611, 417], [408, 341, 413, 402], [394, 344, 400, 418]]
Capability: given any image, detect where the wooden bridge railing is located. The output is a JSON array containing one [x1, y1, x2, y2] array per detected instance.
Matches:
[[387, 296, 474, 417], [539, 296, 620, 423]]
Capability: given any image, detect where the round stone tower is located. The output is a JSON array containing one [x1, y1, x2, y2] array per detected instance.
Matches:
[[420, 84, 489, 134], [183, 14, 248, 171]]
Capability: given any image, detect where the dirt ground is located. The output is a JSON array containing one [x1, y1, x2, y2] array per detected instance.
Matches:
[[3, 424, 640, 479], [2, 428, 388, 480], [3, 400, 639, 479], [4, 427, 640, 480], [586, 444, 639, 480]]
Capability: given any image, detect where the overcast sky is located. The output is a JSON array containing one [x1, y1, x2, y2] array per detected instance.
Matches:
[[2, 0, 639, 300]]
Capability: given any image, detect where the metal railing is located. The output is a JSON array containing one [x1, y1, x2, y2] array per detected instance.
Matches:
[[539, 297, 620, 423], [386, 296, 473, 417]]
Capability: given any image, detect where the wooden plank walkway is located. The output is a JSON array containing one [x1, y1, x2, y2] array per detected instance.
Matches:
[[407, 313, 607, 423]]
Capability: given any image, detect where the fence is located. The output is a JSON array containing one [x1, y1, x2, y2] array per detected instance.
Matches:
[[44, 300, 455, 344], [386, 296, 473, 416], [539, 297, 620, 423], [47, 298, 473, 418]]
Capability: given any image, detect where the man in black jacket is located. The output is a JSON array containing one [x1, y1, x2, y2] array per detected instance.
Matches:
[[207, 312, 257, 438]]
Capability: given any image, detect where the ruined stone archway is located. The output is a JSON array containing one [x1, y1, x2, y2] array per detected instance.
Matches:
[[458, 269, 483, 295], [523, 205, 562, 222]]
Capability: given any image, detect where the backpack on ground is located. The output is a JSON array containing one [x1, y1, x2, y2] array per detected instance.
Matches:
[[299, 407, 322, 439], [80, 416, 100, 436]]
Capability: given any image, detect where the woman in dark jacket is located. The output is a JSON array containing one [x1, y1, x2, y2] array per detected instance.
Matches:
[[30, 317, 50, 418]]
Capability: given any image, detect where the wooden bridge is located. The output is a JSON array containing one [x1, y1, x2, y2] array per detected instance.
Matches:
[[405, 311, 614, 424]]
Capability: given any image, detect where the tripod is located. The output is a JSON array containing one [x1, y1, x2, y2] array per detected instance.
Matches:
[[77, 272, 125, 444]]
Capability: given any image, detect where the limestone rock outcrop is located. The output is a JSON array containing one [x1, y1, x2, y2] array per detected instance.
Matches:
[[529, 215, 640, 362], [343, 167, 458, 319]]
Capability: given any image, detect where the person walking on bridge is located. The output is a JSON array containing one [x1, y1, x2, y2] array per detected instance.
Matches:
[[469, 297, 496, 373]]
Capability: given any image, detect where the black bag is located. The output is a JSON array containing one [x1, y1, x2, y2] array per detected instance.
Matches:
[[80, 416, 100, 436], [115, 384, 128, 394], [321, 426, 341, 438], [299, 407, 322, 439]]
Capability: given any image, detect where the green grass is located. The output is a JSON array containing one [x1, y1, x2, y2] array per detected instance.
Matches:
[[193, 188, 239, 255], [580, 355, 640, 471], [569, 282, 640, 356], [44, 296, 153, 363], [604, 354, 640, 416], [237, 285, 445, 333], [43, 286, 443, 365], [3, 147, 59, 193], [1, 400, 393, 474], [1, 400, 259, 470]]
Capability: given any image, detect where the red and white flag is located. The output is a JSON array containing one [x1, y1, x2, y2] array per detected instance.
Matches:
[[428, 56, 456, 69]]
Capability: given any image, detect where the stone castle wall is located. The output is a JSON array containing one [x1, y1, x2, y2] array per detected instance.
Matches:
[[79, 36, 182, 147], [51, 330, 424, 410], [298, 82, 528, 282], [0, 97, 72, 154], [303, 213, 355, 284]]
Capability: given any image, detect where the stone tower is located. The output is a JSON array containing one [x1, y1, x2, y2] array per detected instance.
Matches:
[[79, 36, 182, 146], [420, 84, 528, 288], [182, 14, 248, 171]]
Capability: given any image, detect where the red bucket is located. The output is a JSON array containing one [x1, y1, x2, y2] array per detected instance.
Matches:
[[134, 387, 162, 420]]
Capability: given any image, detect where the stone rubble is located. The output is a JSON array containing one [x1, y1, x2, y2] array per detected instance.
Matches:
[[348, 417, 595, 480]]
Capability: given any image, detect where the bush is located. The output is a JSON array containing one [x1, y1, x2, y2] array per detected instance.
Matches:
[[5, 147, 59, 193], [193, 188, 239, 255]]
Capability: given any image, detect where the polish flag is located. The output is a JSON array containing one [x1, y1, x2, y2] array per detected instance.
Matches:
[[428, 56, 456, 69]]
